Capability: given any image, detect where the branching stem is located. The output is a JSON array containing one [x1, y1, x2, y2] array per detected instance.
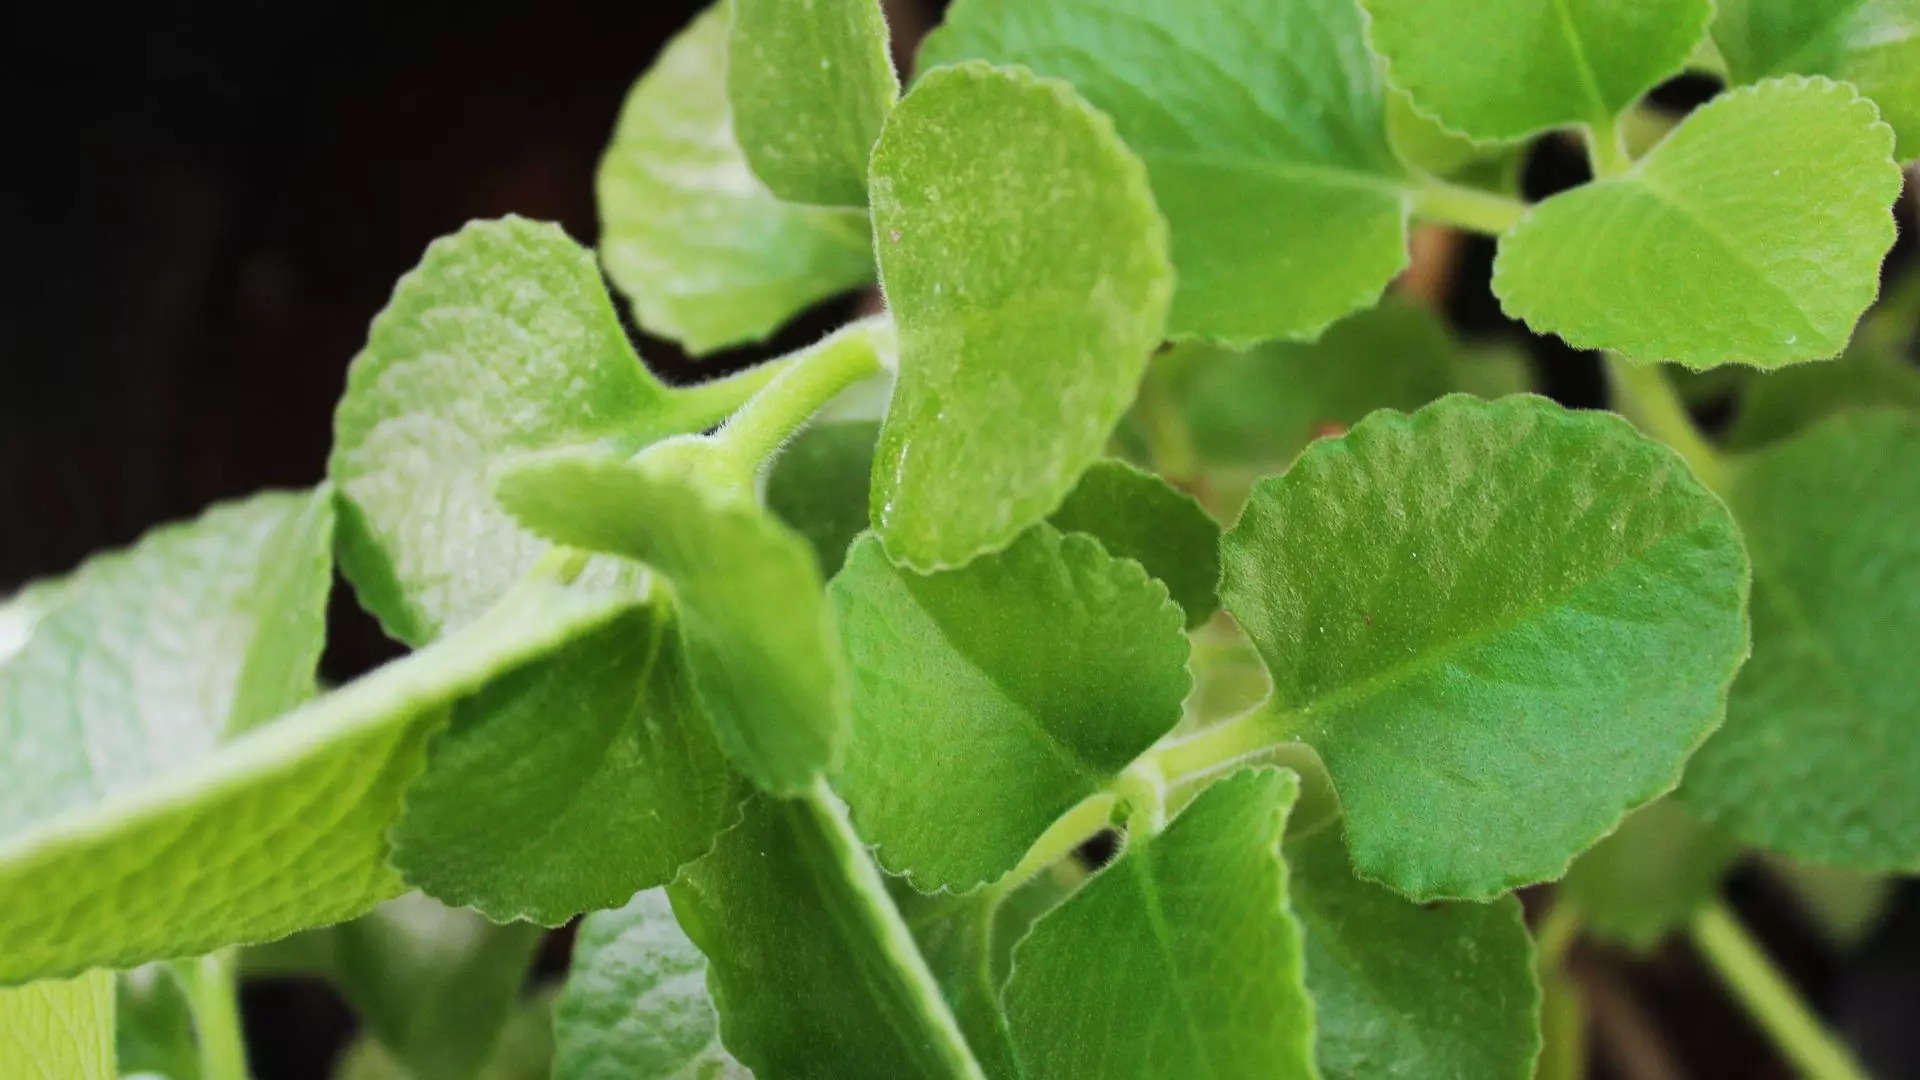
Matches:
[[1585, 112, 1633, 179], [715, 316, 892, 474]]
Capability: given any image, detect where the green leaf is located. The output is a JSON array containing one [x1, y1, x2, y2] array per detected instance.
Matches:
[[0, 971, 113, 1079], [1713, 0, 1920, 160], [336, 990, 556, 1080], [828, 528, 1189, 890], [668, 787, 986, 1080], [1221, 395, 1750, 900], [728, 0, 898, 206], [599, 2, 874, 353], [116, 966, 201, 1080], [1004, 768, 1314, 1079], [1680, 411, 1920, 869], [495, 448, 846, 796], [1287, 824, 1538, 1080], [1361, 0, 1711, 141], [0, 575, 638, 985], [1725, 276, 1920, 449], [1384, 90, 1524, 190], [1, 488, 334, 842], [329, 894, 548, 1080], [767, 420, 880, 577], [921, 0, 1405, 345], [1560, 799, 1740, 951], [868, 61, 1172, 569], [1492, 77, 1902, 370], [1047, 460, 1221, 629], [389, 606, 739, 924], [553, 888, 748, 1080]]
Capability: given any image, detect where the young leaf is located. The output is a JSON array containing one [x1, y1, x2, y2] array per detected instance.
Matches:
[[668, 786, 986, 1079], [868, 61, 1172, 570], [828, 528, 1189, 891], [921, 0, 1404, 345], [1713, 0, 1920, 160], [1725, 276, 1920, 449], [728, 0, 898, 206], [1221, 395, 1750, 901], [1361, 0, 1711, 142], [1048, 459, 1222, 629], [389, 607, 739, 924], [495, 448, 846, 796], [0, 970, 113, 1079], [600, 2, 874, 353], [1286, 824, 1538, 1080], [766, 420, 880, 577], [1680, 411, 1920, 870], [1493, 77, 1901, 370], [1384, 90, 1524, 190], [1004, 768, 1315, 1079], [1559, 798, 1740, 951], [553, 888, 747, 1080], [330, 216, 668, 644], [0, 576, 637, 984]]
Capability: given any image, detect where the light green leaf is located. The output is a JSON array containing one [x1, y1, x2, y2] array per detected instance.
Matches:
[[553, 888, 747, 1080], [668, 786, 986, 1080], [1560, 798, 1740, 951], [1287, 824, 1538, 1080], [1725, 275, 1920, 448], [0, 575, 637, 985], [600, 2, 875, 353], [1221, 395, 1750, 900], [1384, 90, 1524, 190], [767, 420, 880, 577], [495, 448, 845, 795], [868, 61, 1172, 569], [1, 488, 333, 842], [0, 970, 113, 1079], [1714, 0, 1920, 160], [329, 894, 548, 1080], [336, 990, 556, 1080], [1492, 77, 1902, 370], [729, 0, 898, 206], [116, 965, 201, 1080], [1681, 411, 1920, 869], [1361, 0, 1711, 141], [389, 606, 739, 924], [828, 528, 1188, 891], [1048, 460, 1221, 629], [921, 0, 1405, 345], [1005, 767, 1314, 1079]]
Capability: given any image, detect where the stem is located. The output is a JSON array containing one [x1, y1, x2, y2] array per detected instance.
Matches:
[[1410, 179, 1529, 235], [174, 951, 250, 1080], [1690, 902, 1872, 1080], [993, 792, 1118, 897], [663, 353, 803, 433], [1537, 966, 1590, 1080], [1136, 365, 1200, 483], [1144, 696, 1303, 784], [1605, 358, 1733, 494], [1585, 113, 1633, 179], [1535, 901, 1582, 973], [716, 317, 891, 471]]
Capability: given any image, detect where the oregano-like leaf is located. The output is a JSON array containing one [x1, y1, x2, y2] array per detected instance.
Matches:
[[1493, 77, 1901, 370], [766, 420, 880, 577], [1560, 798, 1740, 951], [1221, 395, 1749, 900], [1048, 460, 1222, 629], [0, 971, 113, 1078], [1725, 276, 1920, 449], [1713, 0, 1920, 160], [868, 61, 1172, 570]]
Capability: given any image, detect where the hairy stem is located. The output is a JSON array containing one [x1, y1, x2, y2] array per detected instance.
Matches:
[[174, 950, 251, 1080], [1690, 902, 1871, 1080], [663, 352, 805, 433], [1410, 179, 1529, 235], [716, 316, 893, 473], [1144, 696, 1304, 783], [1605, 359, 1734, 494], [1585, 113, 1633, 178], [993, 793, 1118, 898]]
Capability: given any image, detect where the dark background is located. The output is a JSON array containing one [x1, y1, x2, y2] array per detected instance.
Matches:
[[4, 1, 1916, 1077]]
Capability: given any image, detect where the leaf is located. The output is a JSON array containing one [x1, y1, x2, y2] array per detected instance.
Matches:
[[868, 61, 1172, 570], [1047, 460, 1222, 629], [921, 0, 1406, 345], [893, 882, 1049, 1080], [389, 606, 739, 924], [1286, 824, 1538, 1080], [1384, 90, 1524, 190], [1680, 410, 1920, 869], [1, 488, 334, 842], [329, 894, 548, 1080], [1492, 77, 1902, 370], [552, 888, 748, 1080], [1713, 0, 1920, 160], [0, 970, 113, 1079], [116, 966, 201, 1080], [1559, 798, 1740, 951], [766, 420, 880, 577], [828, 528, 1189, 891], [1221, 395, 1750, 900], [728, 0, 898, 206], [1004, 767, 1314, 1079], [1361, 0, 1711, 141], [495, 448, 845, 796], [668, 787, 986, 1080], [0, 575, 638, 985], [599, 2, 874, 353], [1725, 276, 1920, 449], [336, 990, 556, 1080]]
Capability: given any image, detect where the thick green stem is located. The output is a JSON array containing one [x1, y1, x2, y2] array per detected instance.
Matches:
[[1585, 113, 1633, 179], [993, 793, 1118, 897], [1606, 358, 1734, 494], [716, 317, 891, 472], [1144, 696, 1304, 783], [174, 951, 251, 1080], [1410, 179, 1530, 235], [663, 353, 804, 433], [1690, 902, 1871, 1080], [1535, 901, 1582, 972]]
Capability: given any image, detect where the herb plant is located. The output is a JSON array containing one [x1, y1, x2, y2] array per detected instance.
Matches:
[[3, 0, 1917, 1077]]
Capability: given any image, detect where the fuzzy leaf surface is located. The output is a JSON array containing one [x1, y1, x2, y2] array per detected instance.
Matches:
[[1714, 0, 1920, 159], [1047, 459, 1221, 629], [0, 971, 112, 1079]]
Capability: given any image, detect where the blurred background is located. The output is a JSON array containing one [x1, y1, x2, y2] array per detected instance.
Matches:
[[3, 0, 1916, 1076]]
